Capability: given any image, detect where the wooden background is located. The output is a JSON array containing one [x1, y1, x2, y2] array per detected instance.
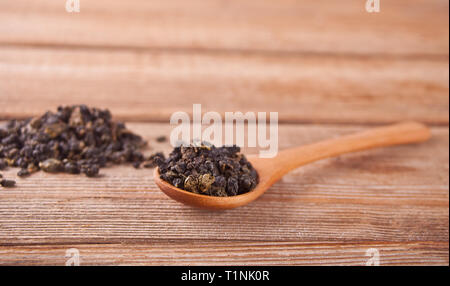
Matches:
[[0, 0, 448, 265]]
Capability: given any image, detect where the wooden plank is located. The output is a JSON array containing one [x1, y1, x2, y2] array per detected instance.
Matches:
[[0, 47, 448, 124], [0, 241, 448, 266], [0, 123, 447, 245], [0, 0, 448, 56]]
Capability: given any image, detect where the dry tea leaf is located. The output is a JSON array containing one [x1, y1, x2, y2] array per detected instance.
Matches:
[[0, 179, 16, 188], [39, 159, 63, 173], [158, 143, 259, 197]]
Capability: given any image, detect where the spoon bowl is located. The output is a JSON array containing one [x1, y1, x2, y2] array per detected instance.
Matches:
[[154, 122, 431, 210], [154, 156, 272, 210]]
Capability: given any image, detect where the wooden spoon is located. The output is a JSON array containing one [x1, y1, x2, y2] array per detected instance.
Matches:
[[154, 121, 431, 210]]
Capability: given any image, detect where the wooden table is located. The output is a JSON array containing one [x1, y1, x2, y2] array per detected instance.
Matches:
[[0, 0, 448, 266]]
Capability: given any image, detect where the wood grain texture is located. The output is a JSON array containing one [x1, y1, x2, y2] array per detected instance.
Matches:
[[0, 0, 448, 266], [0, 47, 448, 124], [0, 0, 448, 56], [0, 241, 448, 266], [0, 124, 447, 252]]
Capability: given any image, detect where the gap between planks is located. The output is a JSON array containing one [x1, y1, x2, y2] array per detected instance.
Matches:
[[0, 42, 448, 63]]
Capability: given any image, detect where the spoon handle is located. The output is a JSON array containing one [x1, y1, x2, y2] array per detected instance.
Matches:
[[267, 121, 431, 179]]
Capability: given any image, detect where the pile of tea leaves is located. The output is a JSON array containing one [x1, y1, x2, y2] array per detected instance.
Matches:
[[0, 105, 162, 180], [157, 143, 259, 197]]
